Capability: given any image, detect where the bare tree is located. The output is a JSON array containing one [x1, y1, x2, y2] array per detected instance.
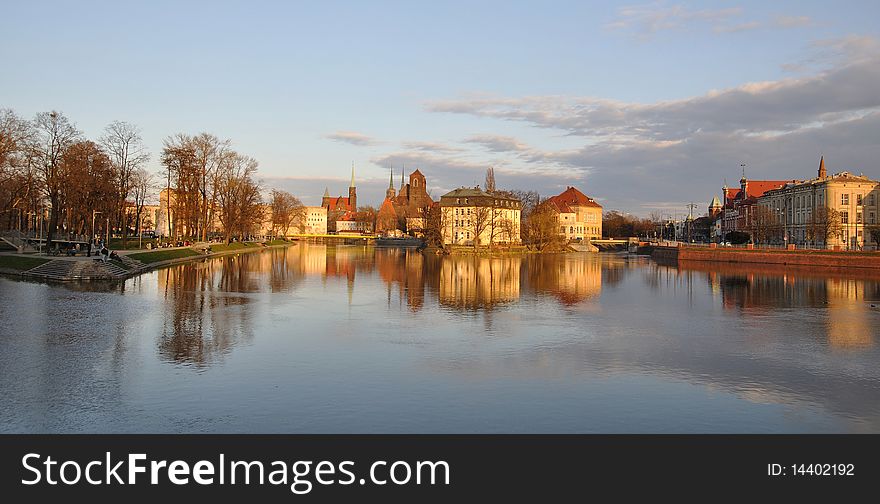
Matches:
[[807, 207, 842, 248], [215, 153, 263, 243], [867, 224, 880, 250], [101, 121, 150, 248], [468, 205, 492, 249], [0, 109, 35, 231], [484, 166, 496, 193], [34, 111, 81, 243], [422, 204, 446, 247], [523, 200, 566, 251], [269, 189, 304, 236], [749, 205, 779, 245], [130, 168, 154, 245]]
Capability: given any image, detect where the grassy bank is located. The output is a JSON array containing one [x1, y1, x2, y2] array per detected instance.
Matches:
[[0, 255, 50, 271], [209, 242, 263, 253], [128, 248, 201, 264]]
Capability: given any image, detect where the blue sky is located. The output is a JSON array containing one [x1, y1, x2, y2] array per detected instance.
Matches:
[[3, 0, 879, 216]]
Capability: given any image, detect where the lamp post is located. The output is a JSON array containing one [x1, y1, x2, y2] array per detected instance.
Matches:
[[92, 210, 102, 245]]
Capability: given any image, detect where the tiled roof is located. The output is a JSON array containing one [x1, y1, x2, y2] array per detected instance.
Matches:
[[546, 186, 602, 209]]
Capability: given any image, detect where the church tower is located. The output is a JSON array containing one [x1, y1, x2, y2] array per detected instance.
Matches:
[[348, 162, 357, 211], [386, 165, 396, 200], [818, 156, 827, 179]]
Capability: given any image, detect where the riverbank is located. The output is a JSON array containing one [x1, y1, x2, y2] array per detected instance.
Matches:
[[650, 245, 880, 269], [0, 240, 297, 282]]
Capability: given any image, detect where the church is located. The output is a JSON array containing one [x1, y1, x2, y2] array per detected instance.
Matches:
[[321, 163, 358, 214], [376, 166, 435, 235]]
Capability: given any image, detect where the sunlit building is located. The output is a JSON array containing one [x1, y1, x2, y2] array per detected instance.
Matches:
[[544, 186, 603, 242], [758, 157, 880, 249], [440, 187, 521, 246]]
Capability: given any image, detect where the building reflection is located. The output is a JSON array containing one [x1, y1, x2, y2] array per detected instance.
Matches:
[[376, 248, 429, 311], [438, 255, 521, 310], [678, 260, 876, 350], [526, 254, 602, 305]]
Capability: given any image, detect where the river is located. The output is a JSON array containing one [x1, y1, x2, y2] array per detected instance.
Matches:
[[1, 243, 878, 433]]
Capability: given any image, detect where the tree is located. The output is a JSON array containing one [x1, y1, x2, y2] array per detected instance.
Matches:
[[866, 224, 880, 250], [484, 166, 496, 193], [422, 204, 446, 247], [101, 121, 149, 248], [130, 168, 154, 243], [354, 206, 377, 233], [34, 111, 81, 242], [214, 153, 263, 243], [58, 141, 116, 238], [523, 200, 567, 251], [807, 207, 841, 248], [749, 205, 779, 244], [269, 189, 304, 236], [0, 109, 35, 231], [467, 204, 493, 249]]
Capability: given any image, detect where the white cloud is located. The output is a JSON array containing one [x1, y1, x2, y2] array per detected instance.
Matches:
[[324, 130, 380, 146], [606, 2, 742, 35]]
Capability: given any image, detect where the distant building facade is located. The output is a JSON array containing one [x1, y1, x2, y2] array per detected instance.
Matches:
[[720, 176, 788, 237], [757, 157, 880, 249], [439, 187, 521, 246], [322, 164, 358, 232], [544, 186, 603, 242], [377, 166, 435, 236]]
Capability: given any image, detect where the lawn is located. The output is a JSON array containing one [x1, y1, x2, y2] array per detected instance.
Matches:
[[209, 242, 262, 253], [0, 255, 50, 271], [128, 248, 201, 264]]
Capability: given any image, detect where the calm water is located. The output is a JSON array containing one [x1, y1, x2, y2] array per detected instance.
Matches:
[[1, 244, 879, 433]]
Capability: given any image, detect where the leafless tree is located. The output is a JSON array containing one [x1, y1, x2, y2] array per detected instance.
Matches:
[[484, 166, 496, 193], [749, 205, 779, 244], [101, 121, 150, 248], [269, 189, 304, 236], [130, 168, 154, 243], [34, 111, 81, 242], [807, 207, 842, 248], [215, 153, 263, 243]]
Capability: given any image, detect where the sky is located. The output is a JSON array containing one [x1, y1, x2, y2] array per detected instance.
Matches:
[[2, 0, 879, 216]]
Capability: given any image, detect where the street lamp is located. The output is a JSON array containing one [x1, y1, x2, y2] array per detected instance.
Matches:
[[92, 210, 102, 243]]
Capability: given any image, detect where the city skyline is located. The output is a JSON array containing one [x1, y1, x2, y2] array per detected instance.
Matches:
[[2, 1, 879, 214]]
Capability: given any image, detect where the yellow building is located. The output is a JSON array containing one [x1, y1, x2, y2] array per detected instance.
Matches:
[[758, 157, 879, 249], [439, 187, 521, 246], [544, 186, 603, 242]]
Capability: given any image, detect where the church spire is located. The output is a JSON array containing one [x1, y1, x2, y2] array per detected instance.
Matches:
[[400, 163, 405, 190], [389, 163, 394, 189], [323, 187, 330, 198], [350, 161, 355, 188], [818, 155, 826, 179]]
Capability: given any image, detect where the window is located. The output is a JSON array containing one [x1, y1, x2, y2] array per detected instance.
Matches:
[[857, 194, 863, 206], [869, 194, 876, 206], [871, 212, 876, 225], [841, 211, 849, 224], [857, 212, 863, 224], [841, 194, 849, 205]]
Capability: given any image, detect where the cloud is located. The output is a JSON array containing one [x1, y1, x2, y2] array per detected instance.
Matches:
[[400, 140, 464, 153], [775, 15, 812, 28], [425, 38, 880, 213], [713, 21, 761, 34], [464, 134, 530, 153], [606, 2, 742, 35], [324, 130, 380, 146]]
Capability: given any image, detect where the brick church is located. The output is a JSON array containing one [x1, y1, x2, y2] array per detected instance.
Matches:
[[376, 166, 434, 235]]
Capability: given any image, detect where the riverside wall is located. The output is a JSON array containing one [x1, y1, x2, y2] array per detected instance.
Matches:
[[650, 245, 880, 269]]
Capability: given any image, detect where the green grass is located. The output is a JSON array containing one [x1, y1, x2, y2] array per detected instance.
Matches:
[[209, 242, 262, 252], [0, 255, 50, 271], [263, 239, 291, 246], [128, 248, 201, 264]]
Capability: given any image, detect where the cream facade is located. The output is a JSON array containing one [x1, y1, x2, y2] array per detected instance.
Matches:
[[439, 187, 521, 246], [545, 187, 603, 242], [757, 158, 879, 249]]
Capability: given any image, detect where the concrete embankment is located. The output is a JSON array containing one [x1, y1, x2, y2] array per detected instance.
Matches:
[[650, 245, 880, 269], [1, 241, 297, 282]]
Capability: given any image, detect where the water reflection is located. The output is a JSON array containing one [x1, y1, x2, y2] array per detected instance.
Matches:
[[3, 245, 880, 433]]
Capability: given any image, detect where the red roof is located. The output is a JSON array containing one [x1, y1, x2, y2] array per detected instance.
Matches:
[[325, 197, 352, 212], [742, 181, 788, 199], [546, 186, 602, 211]]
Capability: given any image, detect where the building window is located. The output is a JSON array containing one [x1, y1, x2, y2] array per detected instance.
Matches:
[[870, 212, 876, 224], [857, 212, 863, 224], [841, 211, 849, 224], [842, 194, 849, 205], [869, 194, 876, 206], [857, 194, 863, 206]]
